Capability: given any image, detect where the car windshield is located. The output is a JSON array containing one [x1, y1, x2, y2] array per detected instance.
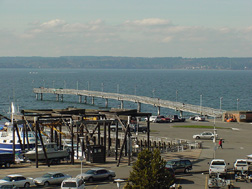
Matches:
[[2, 176, 12, 181], [42, 173, 53, 178], [85, 170, 96, 174], [166, 161, 176, 165], [62, 182, 77, 187]]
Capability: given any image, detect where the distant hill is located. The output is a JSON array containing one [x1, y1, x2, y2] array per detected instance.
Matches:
[[0, 56, 252, 70]]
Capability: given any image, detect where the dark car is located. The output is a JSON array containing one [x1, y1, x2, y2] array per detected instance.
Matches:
[[165, 159, 192, 173]]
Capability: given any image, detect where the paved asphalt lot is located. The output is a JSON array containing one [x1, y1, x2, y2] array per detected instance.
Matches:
[[1, 119, 252, 188]]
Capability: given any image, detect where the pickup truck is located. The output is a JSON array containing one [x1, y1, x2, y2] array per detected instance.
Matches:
[[233, 159, 249, 173], [209, 159, 228, 178]]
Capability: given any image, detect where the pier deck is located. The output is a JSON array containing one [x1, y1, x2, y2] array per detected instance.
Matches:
[[33, 88, 226, 117]]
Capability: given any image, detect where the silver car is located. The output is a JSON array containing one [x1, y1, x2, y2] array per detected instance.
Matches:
[[0, 174, 34, 188], [193, 131, 218, 140], [77, 168, 116, 182], [34, 172, 71, 187]]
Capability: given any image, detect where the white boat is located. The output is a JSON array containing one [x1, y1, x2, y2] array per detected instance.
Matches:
[[24, 143, 69, 161]]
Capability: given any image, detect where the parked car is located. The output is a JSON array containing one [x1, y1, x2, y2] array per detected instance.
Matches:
[[233, 159, 249, 173], [0, 174, 34, 188], [170, 115, 185, 122], [145, 116, 157, 122], [190, 115, 205, 121], [208, 159, 228, 178], [61, 177, 85, 189], [34, 172, 71, 187], [193, 131, 218, 140], [165, 159, 192, 173], [77, 168, 116, 182]]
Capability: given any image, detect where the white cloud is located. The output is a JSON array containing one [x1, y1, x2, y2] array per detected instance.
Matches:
[[1, 18, 252, 57], [125, 18, 172, 26]]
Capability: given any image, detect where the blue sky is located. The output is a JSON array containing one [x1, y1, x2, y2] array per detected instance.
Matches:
[[1, 0, 252, 57]]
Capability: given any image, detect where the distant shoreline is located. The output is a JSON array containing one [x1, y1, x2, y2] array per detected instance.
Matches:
[[0, 56, 252, 70]]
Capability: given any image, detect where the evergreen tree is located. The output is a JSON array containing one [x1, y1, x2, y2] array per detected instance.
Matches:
[[125, 149, 174, 189]]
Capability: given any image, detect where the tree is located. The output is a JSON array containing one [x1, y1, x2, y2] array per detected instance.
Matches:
[[125, 149, 174, 189]]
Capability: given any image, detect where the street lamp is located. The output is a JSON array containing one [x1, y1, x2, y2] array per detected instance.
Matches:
[[220, 97, 223, 111], [152, 89, 155, 98], [101, 83, 104, 92], [79, 136, 85, 176], [200, 94, 203, 115], [176, 90, 178, 102], [87, 81, 90, 90], [237, 98, 239, 110], [117, 84, 119, 93]]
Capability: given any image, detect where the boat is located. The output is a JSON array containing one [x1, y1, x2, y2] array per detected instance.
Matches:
[[24, 143, 69, 161], [0, 124, 37, 154]]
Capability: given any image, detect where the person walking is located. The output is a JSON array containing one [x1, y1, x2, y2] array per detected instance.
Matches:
[[219, 138, 223, 149]]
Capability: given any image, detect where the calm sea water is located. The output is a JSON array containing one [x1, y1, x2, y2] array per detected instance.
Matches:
[[0, 69, 251, 119]]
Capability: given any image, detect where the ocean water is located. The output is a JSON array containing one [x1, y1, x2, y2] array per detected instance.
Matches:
[[0, 69, 251, 119]]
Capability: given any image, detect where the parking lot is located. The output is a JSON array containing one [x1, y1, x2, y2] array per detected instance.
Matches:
[[1, 119, 252, 188]]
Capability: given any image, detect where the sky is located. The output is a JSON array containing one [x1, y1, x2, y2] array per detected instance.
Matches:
[[0, 0, 252, 58]]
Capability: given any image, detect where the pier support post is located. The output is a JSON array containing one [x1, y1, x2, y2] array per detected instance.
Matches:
[[79, 95, 82, 103], [137, 102, 141, 112], [157, 106, 160, 115], [180, 111, 183, 117], [36, 93, 38, 100], [120, 100, 124, 109], [105, 98, 108, 108], [40, 93, 43, 100], [84, 96, 87, 104], [60, 94, 63, 102], [91, 96, 94, 105], [56, 94, 59, 101]]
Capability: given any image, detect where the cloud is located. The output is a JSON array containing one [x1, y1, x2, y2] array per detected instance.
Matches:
[[1, 18, 252, 57], [125, 18, 172, 26]]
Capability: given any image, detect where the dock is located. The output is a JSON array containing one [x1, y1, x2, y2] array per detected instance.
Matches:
[[33, 88, 226, 117]]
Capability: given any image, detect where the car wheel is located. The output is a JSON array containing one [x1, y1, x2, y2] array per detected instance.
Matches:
[[196, 136, 200, 139], [184, 168, 189, 173], [24, 182, 30, 188], [44, 181, 49, 187], [142, 130, 146, 134], [108, 175, 113, 181], [5, 163, 10, 168], [88, 177, 94, 182], [210, 136, 214, 140], [111, 128, 115, 132]]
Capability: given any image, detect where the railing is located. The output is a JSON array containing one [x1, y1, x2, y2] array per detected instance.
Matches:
[[33, 88, 226, 117]]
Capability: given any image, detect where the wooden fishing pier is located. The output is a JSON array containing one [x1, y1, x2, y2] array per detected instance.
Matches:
[[33, 87, 226, 117]]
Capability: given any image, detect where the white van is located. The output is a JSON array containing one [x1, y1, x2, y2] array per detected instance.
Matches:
[[61, 177, 85, 189]]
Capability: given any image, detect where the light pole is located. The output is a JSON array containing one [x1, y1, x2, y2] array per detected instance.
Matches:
[[79, 136, 85, 177], [64, 80, 66, 89], [87, 81, 90, 90], [101, 83, 104, 92], [176, 90, 178, 102], [152, 89, 155, 98], [220, 97, 223, 111], [117, 84, 119, 93], [200, 94, 203, 115], [237, 98, 239, 110]]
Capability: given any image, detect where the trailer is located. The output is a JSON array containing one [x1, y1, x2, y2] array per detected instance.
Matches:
[[0, 153, 15, 168]]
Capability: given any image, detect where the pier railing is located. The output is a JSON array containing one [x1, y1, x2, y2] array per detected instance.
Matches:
[[33, 88, 226, 117]]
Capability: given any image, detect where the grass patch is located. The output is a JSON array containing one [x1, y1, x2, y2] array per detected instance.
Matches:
[[172, 125, 230, 129]]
